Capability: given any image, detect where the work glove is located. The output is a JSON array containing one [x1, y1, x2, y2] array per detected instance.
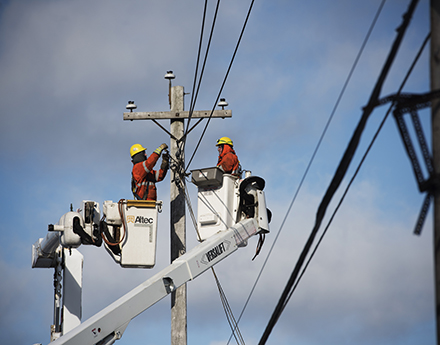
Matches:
[[154, 143, 168, 155], [161, 152, 170, 170]]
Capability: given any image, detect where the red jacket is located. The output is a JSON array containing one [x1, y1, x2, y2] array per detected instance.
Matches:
[[132, 152, 167, 200], [217, 144, 240, 175]]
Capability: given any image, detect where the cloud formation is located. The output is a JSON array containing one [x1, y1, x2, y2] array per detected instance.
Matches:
[[0, 1, 434, 344]]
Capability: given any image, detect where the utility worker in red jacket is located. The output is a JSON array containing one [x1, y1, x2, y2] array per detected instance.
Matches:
[[216, 137, 241, 176], [131, 143, 169, 201]]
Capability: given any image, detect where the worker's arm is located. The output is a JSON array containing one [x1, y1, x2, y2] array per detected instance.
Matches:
[[156, 152, 169, 182], [136, 142, 167, 178]]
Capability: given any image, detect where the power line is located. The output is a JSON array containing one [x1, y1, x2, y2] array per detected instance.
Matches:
[[225, 0, 387, 343], [258, 0, 420, 343], [186, 0, 208, 129], [182, 175, 246, 343], [284, 31, 430, 313], [185, 0, 256, 172], [176, 0, 213, 175], [175, 1, 222, 178], [212, 267, 246, 345], [184, 0, 221, 140]]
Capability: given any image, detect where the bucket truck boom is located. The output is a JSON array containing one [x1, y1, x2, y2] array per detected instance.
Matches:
[[51, 216, 261, 345], [33, 168, 270, 345]]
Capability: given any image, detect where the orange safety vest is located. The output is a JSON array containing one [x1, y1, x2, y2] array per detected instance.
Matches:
[[132, 152, 167, 201], [217, 144, 240, 175]]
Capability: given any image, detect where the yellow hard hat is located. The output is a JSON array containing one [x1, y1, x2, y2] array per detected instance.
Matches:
[[216, 137, 233, 147], [130, 144, 147, 157]]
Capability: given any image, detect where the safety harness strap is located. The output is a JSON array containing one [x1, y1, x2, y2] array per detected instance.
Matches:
[[132, 174, 154, 200]]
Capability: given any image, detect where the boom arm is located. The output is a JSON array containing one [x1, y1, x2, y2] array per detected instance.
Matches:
[[51, 217, 260, 345]]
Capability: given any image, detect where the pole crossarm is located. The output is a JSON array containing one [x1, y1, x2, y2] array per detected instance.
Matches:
[[123, 109, 231, 121]]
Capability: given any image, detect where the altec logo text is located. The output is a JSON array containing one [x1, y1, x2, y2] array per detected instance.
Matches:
[[127, 215, 154, 225]]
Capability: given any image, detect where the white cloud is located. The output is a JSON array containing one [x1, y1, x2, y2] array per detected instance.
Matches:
[[0, 0, 433, 344]]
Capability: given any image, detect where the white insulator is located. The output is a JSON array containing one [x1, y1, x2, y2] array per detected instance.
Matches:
[[164, 70, 175, 79]]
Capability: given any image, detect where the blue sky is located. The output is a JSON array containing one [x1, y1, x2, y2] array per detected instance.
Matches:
[[0, 0, 435, 344]]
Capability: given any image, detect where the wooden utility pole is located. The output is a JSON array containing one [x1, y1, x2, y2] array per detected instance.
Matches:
[[169, 85, 187, 345], [432, 1, 440, 343], [123, 72, 231, 345]]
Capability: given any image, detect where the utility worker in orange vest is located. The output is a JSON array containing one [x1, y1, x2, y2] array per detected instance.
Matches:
[[130, 143, 169, 201], [216, 137, 241, 176]]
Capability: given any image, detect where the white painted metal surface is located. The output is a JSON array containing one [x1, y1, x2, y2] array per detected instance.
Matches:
[[58, 212, 82, 248], [32, 170, 270, 345], [62, 248, 83, 334], [50, 217, 260, 345], [196, 173, 240, 240], [102, 200, 161, 268], [32, 232, 60, 268]]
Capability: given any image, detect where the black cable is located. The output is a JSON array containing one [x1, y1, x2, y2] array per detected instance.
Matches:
[[225, 0, 387, 343], [184, 0, 221, 140], [212, 268, 246, 345], [181, 174, 246, 341], [258, 1, 419, 343], [284, 30, 430, 313], [175, 0, 209, 174], [185, 0, 255, 172], [186, 0, 208, 131]]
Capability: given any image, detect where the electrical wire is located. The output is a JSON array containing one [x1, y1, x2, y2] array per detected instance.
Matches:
[[173, 3, 259, 336], [177, 0, 221, 169], [187, 0, 208, 125], [185, 0, 255, 172], [258, 1, 420, 343], [212, 267, 246, 345], [174, 0, 221, 183], [225, 0, 387, 343], [184, 0, 221, 140], [283, 31, 431, 313], [183, 180, 201, 241], [182, 174, 246, 343]]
